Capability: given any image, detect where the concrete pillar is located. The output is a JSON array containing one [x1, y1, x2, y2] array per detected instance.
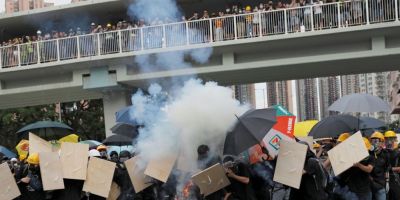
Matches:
[[102, 90, 130, 137]]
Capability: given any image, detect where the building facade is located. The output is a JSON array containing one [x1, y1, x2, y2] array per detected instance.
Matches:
[[266, 81, 294, 113], [319, 76, 340, 118], [233, 84, 256, 108], [296, 78, 319, 121], [5, 0, 54, 14]]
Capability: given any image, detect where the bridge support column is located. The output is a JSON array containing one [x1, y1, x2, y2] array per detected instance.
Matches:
[[102, 91, 130, 137]]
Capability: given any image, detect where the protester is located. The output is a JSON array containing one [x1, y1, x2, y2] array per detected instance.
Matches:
[[369, 132, 389, 200], [223, 155, 257, 200], [97, 145, 108, 159], [289, 141, 329, 200], [19, 153, 45, 200], [385, 130, 400, 200], [113, 150, 135, 200]]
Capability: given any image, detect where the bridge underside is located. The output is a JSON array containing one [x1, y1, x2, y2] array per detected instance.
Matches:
[[1, 23, 400, 109]]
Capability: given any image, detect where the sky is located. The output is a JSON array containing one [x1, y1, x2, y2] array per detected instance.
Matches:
[[0, 0, 71, 12]]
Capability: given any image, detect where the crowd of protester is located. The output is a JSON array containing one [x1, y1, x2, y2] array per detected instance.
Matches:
[[2, 130, 400, 200], [1, 0, 395, 68]]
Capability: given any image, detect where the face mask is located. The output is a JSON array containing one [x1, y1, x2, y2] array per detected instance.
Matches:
[[29, 165, 39, 172], [120, 157, 129, 163]]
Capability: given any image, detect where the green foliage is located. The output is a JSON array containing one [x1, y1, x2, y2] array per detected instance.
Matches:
[[0, 99, 105, 150]]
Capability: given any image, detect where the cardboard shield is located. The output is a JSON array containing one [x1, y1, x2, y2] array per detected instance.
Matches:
[[191, 163, 230, 196], [273, 140, 307, 189], [29, 132, 52, 154], [0, 163, 21, 200], [328, 132, 369, 176], [39, 152, 65, 191], [60, 142, 89, 180], [83, 157, 116, 198], [124, 156, 153, 193], [144, 152, 178, 183], [107, 182, 121, 200]]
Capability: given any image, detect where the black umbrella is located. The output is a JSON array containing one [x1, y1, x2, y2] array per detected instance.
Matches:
[[223, 108, 277, 155], [111, 123, 139, 138], [359, 117, 386, 130], [102, 135, 133, 146], [17, 121, 73, 140], [308, 115, 359, 139], [115, 106, 138, 126]]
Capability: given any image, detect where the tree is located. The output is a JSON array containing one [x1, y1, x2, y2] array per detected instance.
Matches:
[[0, 105, 58, 149], [61, 99, 105, 141], [0, 99, 105, 150]]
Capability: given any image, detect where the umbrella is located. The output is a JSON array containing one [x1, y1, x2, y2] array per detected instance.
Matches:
[[102, 135, 133, 146], [58, 134, 79, 143], [294, 120, 319, 137], [15, 140, 29, 157], [79, 140, 102, 148], [115, 106, 138, 125], [224, 108, 277, 155], [111, 123, 139, 138], [308, 115, 359, 138], [328, 93, 391, 113], [17, 121, 73, 140], [0, 146, 17, 159], [359, 117, 386, 130]]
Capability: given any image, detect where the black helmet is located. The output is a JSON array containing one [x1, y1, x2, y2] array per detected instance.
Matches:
[[119, 151, 131, 159]]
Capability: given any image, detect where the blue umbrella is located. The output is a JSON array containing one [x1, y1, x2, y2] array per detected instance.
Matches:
[[115, 106, 138, 125], [0, 146, 16, 159]]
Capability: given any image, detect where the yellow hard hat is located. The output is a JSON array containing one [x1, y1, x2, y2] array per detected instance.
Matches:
[[385, 131, 396, 138], [19, 154, 27, 161], [313, 143, 321, 149], [337, 133, 350, 142], [363, 137, 372, 150], [107, 23, 112, 27], [371, 131, 385, 141], [245, 6, 251, 11], [97, 145, 107, 151], [27, 153, 40, 165]]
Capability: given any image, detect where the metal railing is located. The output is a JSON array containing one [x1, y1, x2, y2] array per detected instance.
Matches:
[[0, 0, 399, 69]]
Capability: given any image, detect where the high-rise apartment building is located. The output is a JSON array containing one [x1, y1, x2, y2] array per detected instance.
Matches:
[[5, 0, 54, 14], [296, 78, 319, 121], [266, 81, 294, 113], [319, 77, 340, 118], [233, 84, 256, 108], [340, 74, 360, 96], [388, 71, 400, 122]]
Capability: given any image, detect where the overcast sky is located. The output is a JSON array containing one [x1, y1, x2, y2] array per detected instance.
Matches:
[[0, 0, 71, 12]]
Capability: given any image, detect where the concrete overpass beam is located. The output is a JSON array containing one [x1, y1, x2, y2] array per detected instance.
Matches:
[[222, 52, 235, 66], [371, 36, 386, 51]]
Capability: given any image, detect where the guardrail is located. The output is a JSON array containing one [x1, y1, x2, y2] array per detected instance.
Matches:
[[0, 0, 399, 69]]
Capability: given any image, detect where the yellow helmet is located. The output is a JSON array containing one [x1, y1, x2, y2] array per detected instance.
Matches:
[[245, 6, 251, 11], [385, 131, 396, 138], [363, 137, 372, 150], [97, 145, 107, 151], [337, 133, 350, 142], [371, 131, 385, 141], [19, 154, 27, 161], [107, 23, 112, 27], [313, 143, 321, 149], [27, 153, 40, 165]]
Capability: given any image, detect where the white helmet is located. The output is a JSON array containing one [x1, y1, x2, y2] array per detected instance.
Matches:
[[37, 30, 42, 35], [88, 149, 101, 157]]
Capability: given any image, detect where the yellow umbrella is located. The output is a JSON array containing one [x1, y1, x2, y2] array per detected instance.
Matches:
[[15, 139, 29, 157], [58, 134, 79, 143], [294, 120, 319, 137]]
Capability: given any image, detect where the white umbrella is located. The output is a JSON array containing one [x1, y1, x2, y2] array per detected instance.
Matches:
[[328, 93, 391, 113]]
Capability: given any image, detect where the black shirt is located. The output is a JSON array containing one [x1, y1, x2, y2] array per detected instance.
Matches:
[[226, 163, 257, 200], [341, 156, 374, 194], [370, 150, 389, 188]]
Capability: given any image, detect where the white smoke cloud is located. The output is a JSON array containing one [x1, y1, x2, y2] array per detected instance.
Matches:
[[131, 79, 249, 171]]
